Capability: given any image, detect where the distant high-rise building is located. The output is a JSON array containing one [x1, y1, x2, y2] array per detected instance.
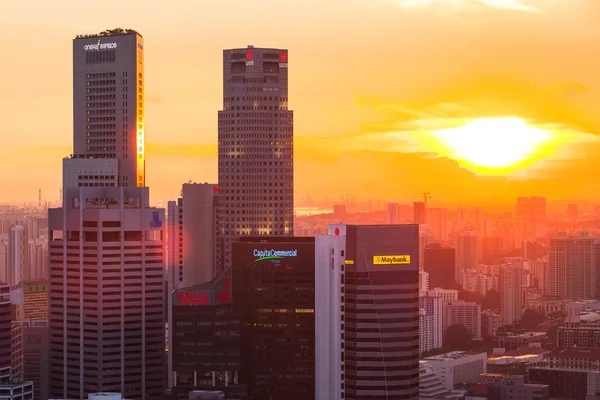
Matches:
[[315, 224, 420, 400], [419, 227, 435, 270], [7, 226, 28, 287], [420, 296, 444, 350], [386, 203, 412, 224], [414, 201, 427, 224], [217, 46, 294, 273], [481, 236, 503, 262], [0, 284, 11, 383], [530, 197, 547, 224], [428, 207, 448, 241], [549, 232, 595, 300], [444, 300, 482, 340], [49, 28, 165, 400], [455, 232, 480, 287], [233, 237, 315, 399], [500, 263, 524, 325], [424, 244, 458, 290]]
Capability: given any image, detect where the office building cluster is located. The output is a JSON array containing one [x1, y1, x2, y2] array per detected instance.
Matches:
[[1, 25, 600, 400]]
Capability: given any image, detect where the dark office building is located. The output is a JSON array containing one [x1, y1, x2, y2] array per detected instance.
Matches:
[[424, 243, 459, 289], [0, 284, 10, 384], [171, 270, 246, 400], [482, 236, 503, 262], [232, 237, 315, 400], [528, 367, 590, 400]]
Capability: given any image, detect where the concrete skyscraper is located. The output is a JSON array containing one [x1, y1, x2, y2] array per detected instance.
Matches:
[[549, 231, 595, 300], [315, 224, 420, 400], [499, 263, 524, 325], [7, 225, 28, 287], [216, 46, 294, 272], [48, 29, 165, 400]]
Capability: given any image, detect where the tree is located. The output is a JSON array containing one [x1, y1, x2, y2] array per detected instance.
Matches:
[[444, 324, 472, 350], [520, 309, 545, 329]]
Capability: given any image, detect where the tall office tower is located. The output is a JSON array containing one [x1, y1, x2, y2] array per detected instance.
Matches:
[[428, 207, 448, 241], [48, 29, 165, 400], [386, 203, 412, 224], [217, 46, 294, 273], [424, 243, 458, 289], [455, 232, 480, 287], [72, 28, 145, 188], [414, 202, 427, 224], [419, 270, 430, 296], [167, 199, 183, 289], [22, 320, 50, 400], [315, 224, 420, 400], [499, 263, 523, 325], [0, 284, 10, 383], [7, 225, 28, 286], [232, 237, 315, 399], [548, 232, 595, 300]]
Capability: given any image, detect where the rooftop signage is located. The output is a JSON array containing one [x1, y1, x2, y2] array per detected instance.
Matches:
[[373, 255, 411, 265], [254, 248, 297, 262], [84, 40, 118, 51]]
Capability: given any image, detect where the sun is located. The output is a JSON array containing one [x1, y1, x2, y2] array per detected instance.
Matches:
[[430, 117, 551, 172]]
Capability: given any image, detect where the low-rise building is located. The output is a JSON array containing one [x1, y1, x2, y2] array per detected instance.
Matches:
[[494, 332, 546, 351], [421, 351, 487, 391]]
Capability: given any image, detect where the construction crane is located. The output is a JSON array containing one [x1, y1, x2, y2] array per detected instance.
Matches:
[[422, 192, 431, 204]]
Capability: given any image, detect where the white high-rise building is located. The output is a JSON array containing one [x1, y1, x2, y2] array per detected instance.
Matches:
[[315, 224, 420, 400], [420, 296, 443, 350], [7, 226, 28, 287], [444, 300, 482, 340], [549, 232, 595, 300], [419, 270, 430, 296], [500, 263, 524, 324], [455, 231, 480, 287]]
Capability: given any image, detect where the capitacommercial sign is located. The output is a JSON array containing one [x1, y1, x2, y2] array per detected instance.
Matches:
[[84, 40, 118, 51], [254, 248, 297, 262]]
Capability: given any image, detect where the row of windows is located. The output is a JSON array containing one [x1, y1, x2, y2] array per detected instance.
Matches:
[[86, 109, 116, 115], [86, 79, 116, 86], [87, 101, 117, 108], [86, 146, 116, 152], [86, 72, 116, 79], [85, 49, 116, 64], [223, 106, 288, 111], [86, 138, 117, 145], [86, 123, 116, 130], [86, 87, 116, 94], [87, 116, 116, 122], [87, 94, 116, 101], [220, 140, 292, 146]]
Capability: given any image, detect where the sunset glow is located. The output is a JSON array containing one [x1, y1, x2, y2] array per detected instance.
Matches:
[[431, 118, 551, 172]]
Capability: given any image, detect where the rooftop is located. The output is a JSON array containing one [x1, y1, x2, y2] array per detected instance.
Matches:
[[75, 28, 140, 39], [549, 347, 600, 360], [503, 346, 548, 357], [422, 351, 486, 362]]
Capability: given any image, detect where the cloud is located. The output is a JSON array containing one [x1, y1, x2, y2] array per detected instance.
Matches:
[[388, 0, 541, 12]]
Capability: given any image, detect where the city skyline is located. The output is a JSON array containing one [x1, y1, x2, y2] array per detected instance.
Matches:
[[1, 0, 599, 203]]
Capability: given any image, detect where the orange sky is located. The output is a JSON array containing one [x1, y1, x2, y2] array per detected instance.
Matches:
[[0, 0, 599, 204]]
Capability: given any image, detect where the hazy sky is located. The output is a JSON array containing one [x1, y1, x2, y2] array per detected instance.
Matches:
[[0, 0, 598, 204]]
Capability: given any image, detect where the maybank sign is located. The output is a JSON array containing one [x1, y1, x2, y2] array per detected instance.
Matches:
[[254, 249, 298, 262], [373, 255, 411, 265]]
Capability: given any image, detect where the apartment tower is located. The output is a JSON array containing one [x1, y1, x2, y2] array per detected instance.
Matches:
[[48, 29, 165, 400], [217, 46, 294, 272]]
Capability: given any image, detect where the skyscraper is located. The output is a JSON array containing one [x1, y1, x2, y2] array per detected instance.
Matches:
[[499, 263, 524, 325], [315, 224, 420, 400], [548, 231, 595, 300], [7, 226, 28, 287], [72, 28, 145, 188], [455, 231, 480, 287], [48, 29, 165, 400], [217, 46, 294, 273], [424, 243, 458, 290]]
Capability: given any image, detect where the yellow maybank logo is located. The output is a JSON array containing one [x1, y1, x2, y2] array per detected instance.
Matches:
[[373, 255, 411, 265]]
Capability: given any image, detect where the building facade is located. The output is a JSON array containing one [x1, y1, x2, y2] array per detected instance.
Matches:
[[217, 46, 294, 273], [424, 243, 458, 290], [232, 237, 315, 400], [48, 187, 165, 399], [315, 224, 420, 400], [500, 263, 524, 325], [549, 232, 595, 300]]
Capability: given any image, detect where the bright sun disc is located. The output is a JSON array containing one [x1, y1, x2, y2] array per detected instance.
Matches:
[[431, 117, 551, 169]]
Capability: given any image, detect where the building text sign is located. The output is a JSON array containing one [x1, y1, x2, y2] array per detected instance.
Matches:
[[373, 255, 411, 265]]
